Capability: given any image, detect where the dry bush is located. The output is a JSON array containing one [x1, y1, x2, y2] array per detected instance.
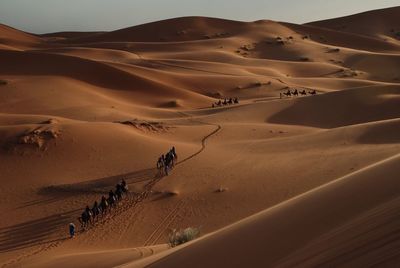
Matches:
[[169, 227, 200, 247]]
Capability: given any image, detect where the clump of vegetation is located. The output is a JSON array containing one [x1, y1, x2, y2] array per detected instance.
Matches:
[[240, 44, 255, 51], [276, 36, 285, 45], [329, 59, 344, 64], [338, 68, 359, 78], [169, 227, 200, 247], [215, 32, 228, 37], [204, 32, 229, 40], [253, 81, 262, 87], [176, 30, 187, 35], [116, 119, 168, 132], [18, 129, 60, 149], [0, 80, 7, 86], [327, 47, 340, 53], [299, 56, 310, 62], [215, 187, 228, 193]]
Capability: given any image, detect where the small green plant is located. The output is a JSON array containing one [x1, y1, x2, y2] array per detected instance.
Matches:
[[169, 227, 200, 247]]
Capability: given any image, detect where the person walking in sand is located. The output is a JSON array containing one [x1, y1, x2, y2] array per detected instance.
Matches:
[[69, 223, 76, 238], [171, 147, 177, 160], [121, 179, 128, 193]]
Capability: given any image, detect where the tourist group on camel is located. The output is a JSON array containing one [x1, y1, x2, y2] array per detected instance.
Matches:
[[69, 147, 178, 238], [212, 97, 239, 108], [156, 146, 178, 176], [280, 88, 317, 98], [72, 179, 129, 236]]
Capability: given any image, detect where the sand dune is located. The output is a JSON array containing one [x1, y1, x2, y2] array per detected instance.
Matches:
[[41, 31, 104, 40], [308, 6, 400, 41], [1, 6, 400, 268], [0, 24, 42, 49], [64, 17, 247, 43], [136, 153, 400, 268]]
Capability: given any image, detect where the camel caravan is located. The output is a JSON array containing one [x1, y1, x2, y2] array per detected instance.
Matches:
[[76, 179, 129, 232], [71, 147, 178, 237], [280, 88, 317, 98], [156, 146, 178, 176], [211, 97, 239, 108]]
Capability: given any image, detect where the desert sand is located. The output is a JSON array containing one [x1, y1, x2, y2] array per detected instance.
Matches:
[[0, 6, 400, 268]]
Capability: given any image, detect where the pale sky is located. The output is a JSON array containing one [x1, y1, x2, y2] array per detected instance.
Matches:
[[0, 0, 399, 34]]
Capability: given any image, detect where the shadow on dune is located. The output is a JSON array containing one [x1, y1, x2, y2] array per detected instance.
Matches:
[[39, 121, 221, 196], [16, 196, 65, 209], [0, 210, 79, 253], [1, 168, 161, 254], [357, 119, 400, 144], [268, 86, 400, 128], [39, 167, 157, 195]]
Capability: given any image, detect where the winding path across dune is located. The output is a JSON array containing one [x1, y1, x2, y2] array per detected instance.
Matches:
[[177, 123, 221, 165]]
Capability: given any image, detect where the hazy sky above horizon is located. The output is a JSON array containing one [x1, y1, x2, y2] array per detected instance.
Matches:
[[1, 0, 399, 34]]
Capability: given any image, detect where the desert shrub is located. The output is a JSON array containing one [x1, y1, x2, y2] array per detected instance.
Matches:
[[176, 30, 187, 35], [169, 227, 200, 247], [327, 48, 340, 53], [240, 44, 254, 51]]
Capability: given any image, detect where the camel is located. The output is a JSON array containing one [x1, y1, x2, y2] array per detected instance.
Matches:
[[91, 201, 100, 222], [78, 210, 91, 229], [100, 196, 109, 216], [116, 184, 123, 201], [108, 195, 117, 209], [283, 90, 292, 97], [308, 90, 317, 95]]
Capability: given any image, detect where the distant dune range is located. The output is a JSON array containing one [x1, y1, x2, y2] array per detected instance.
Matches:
[[0, 6, 399, 268]]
